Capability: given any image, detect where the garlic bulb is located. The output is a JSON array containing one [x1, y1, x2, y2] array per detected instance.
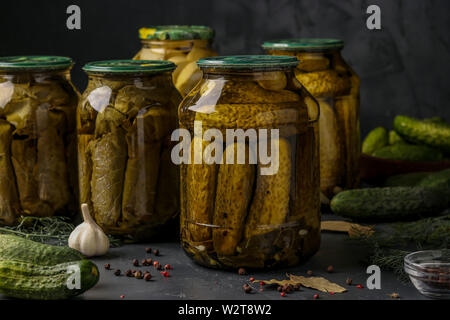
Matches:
[[69, 204, 109, 257]]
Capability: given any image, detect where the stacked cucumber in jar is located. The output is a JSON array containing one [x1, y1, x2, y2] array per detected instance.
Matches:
[[179, 56, 321, 269]]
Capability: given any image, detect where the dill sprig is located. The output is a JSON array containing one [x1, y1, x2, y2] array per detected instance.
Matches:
[[0, 215, 122, 247], [354, 214, 450, 282]]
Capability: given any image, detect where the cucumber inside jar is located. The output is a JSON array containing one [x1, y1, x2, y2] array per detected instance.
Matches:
[[179, 56, 321, 269]]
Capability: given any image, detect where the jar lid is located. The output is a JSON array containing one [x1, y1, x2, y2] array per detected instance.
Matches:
[[197, 55, 299, 70], [139, 25, 214, 40], [262, 39, 344, 51], [0, 56, 73, 71], [83, 60, 176, 74]]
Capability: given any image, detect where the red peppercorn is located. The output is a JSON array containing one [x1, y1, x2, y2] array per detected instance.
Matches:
[[104, 263, 111, 270], [249, 277, 255, 282], [145, 247, 152, 253], [356, 284, 364, 289], [280, 292, 286, 297], [154, 249, 160, 256], [313, 294, 319, 299], [259, 281, 265, 286], [160, 271, 170, 277], [153, 261, 159, 267], [327, 265, 334, 273], [164, 264, 172, 270], [329, 291, 335, 295], [120, 295, 125, 299]]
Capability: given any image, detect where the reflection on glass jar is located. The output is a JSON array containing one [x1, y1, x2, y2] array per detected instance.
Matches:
[[178, 55, 321, 269], [263, 39, 361, 196], [78, 60, 181, 241], [133, 25, 218, 97], [0, 56, 79, 225]]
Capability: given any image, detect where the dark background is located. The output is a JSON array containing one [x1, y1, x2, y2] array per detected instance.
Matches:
[[1, 0, 449, 136]]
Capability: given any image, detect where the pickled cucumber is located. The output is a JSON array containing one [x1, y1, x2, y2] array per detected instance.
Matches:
[[0, 120, 20, 225], [244, 138, 292, 238], [295, 69, 350, 97], [186, 136, 218, 242], [318, 99, 343, 193], [213, 142, 255, 256]]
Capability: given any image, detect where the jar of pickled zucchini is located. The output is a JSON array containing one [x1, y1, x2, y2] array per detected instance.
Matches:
[[78, 60, 181, 240], [0, 56, 79, 225], [133, 25, 218, 97], [263, 39, 361, 195], [178, 55, 321, 269]]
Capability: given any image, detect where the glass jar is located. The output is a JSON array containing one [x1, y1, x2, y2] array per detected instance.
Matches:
[[133, 25, 218, 97], [78, 60, 181, 240], [178, 55, 321, 269], [0, 56, 79, 225], [263, 39, 361, 195]]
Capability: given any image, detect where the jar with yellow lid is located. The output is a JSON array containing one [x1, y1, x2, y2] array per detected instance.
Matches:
[[133, 25, 218, 97], [0, 56, 79, 225], [178, 55, 321, 269], [78, 60, 181, 240], [263, 39, 361, 195]]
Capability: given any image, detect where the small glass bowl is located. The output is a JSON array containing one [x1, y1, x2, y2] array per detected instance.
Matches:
[[404, 249, 450, 299]]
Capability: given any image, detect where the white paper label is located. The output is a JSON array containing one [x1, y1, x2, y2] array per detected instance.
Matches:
[[87, 85, 112, 113], [0, 81, 14, 109]]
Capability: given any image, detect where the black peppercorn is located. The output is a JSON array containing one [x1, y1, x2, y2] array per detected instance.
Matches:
[[145, 247, 152, 254], [132, 259, 139, 267], [125, 270, 133, 277], [114, 269, 121, 276], [104, 263, 111, 270], [144, 273, 152, 281], [238, 268, 246, 275], [242, 283, 252, 293], [154, 249, 160, 256]]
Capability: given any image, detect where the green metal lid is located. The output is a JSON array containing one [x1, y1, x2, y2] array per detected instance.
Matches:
[[139, 25, 214, 40], [0, 56, 73, 71], [83, 60, 176, 74], [262, 39, 344, 51], [197, 55, 299, 70]]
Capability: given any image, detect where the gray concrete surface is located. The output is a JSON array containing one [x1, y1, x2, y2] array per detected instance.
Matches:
[[82, 220, 427, 300]]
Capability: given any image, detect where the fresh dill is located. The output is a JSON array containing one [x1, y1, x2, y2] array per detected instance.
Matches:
[[0, 215, 122, 247], [353, 213, 450, 282]]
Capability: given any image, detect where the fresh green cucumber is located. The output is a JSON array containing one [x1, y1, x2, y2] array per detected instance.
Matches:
[[0, 259, 99, 300], [362, 127, 388, 155], [384, 172, 432, 187], [372, 143, 444, 161], [388, 130, 406, 145], [417, 169, 450, 189], [393, 115, 450, 153], [330, 186, 448, 222], [0, 234, 84, 265]]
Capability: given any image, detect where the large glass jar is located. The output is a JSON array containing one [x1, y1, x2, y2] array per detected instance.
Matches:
[[264, 39, 361, 195], [179, 55, 321, 269], [78, 60, 181, 240], [0, 56, 79, 225], [133, 25, 218, 97]]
